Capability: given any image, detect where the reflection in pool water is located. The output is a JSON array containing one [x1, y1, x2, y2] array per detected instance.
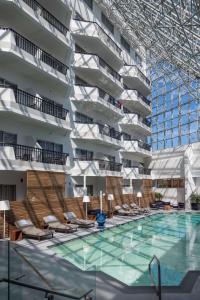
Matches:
[[53, 213, 200, 286]]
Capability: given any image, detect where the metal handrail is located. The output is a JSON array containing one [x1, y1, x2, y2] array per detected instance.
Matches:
[[0, 143, 68, 165], [22, 0, 68, 35], [0, 278, 93, 300], [73, 18, 122, 56], [124, 64, 151, 86], [75, 51, 122, 82], [0, 27, 68, 75], [148, 255, 162, 300]]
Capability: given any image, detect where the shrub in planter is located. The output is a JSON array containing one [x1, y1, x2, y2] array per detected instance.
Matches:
[[155, 192, 163, 201], [190, 193, 200, 210]]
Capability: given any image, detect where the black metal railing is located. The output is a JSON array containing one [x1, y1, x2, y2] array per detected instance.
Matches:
[[125, 64, 151, 86], [0, 278, 93, 300], [137, 91, 151, 106], [98, 123, 121, 140], [123, 88, 151, 106], [141, 118, 151, 127], [98, 160, 122, 172], [138, 141, 151, 151], [73, 19, 122, 56], [15, 89, 68, 119], [99, 58, 121, 83], [1, 27, 68, 75], [139, 168, 151, 175], [22, 0, 68, 35], [98, 88, 122, 109], [1, 143, 68, 165], [149, 255, 162, 300]]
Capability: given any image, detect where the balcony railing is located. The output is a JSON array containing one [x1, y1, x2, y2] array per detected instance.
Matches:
[[140, 117, 151, 127], [1, 143, 68, 165], [73, 19, 122, 56], [139, 168, 151, 175], [138, 141, 151, 151], [98, 88, 122, 109], [137, 91, 151, 106], [0, 27, 69, 75], [98, 123, 121, 140], [123, 109, 151, 127], [22, 0, 68, 35], [99, 160, 122, 172], [14, 88, 68, 119], [125, 64, 151, 86], [99, 58, 121, 82]]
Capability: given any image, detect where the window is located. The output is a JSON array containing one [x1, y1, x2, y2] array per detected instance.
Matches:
[[75, 148, 93, 160], [105, 155, 115, 162], [122, 132, 131, 141], [75, 112, 93, 124], [83, 0, 93, 9], [0, 185, 16, 201], [120, 36, 130, 53], [0, 131, 17, 145], [75, 185, 93, 196], [122, 159, 132, 168], [37, 140, 63, 152], [75, 76, 89, 86], [101, 13, 114, 34], [123, 179, 130, 187], [75, 44, 86, 53]]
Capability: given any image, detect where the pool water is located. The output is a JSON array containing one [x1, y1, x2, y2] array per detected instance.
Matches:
[[52, 213, 200, 286]]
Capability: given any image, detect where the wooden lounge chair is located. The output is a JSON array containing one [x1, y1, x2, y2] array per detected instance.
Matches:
[[64, 212, 95, 228], [122, 203, 140, 214], [43, 215, 78, 233], [130, 202, 150, 214], [15, 219, 54, 241], [114, 205, 137, 216]]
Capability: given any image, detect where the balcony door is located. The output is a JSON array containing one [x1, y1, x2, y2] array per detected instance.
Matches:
[[0, 131, 17, 145]]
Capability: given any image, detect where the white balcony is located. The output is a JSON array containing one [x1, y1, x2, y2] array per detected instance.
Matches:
[[120, 65, 151, 96], [120, 113, 151, 136], [71, 20, 123, 69], [0, 87, 71, 132], [72, 123, 123, 149], [71, 85, 123, 120], [72, 159, 122, 177], [74, 53, 123, 96], [0, 28, 71, 88], [120, 89, 151, 116], [0, 0, 72, 52], [0, 144, 70, 172], [122, 140, 152, 158], [122, 166, 151, 179]]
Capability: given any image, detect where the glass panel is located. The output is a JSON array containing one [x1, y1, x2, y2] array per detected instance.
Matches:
[[3, 241, 96, 300]]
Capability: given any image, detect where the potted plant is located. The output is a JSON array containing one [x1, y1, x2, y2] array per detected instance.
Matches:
[[154, 192, 163, 202], [190, 193, 200, 210]]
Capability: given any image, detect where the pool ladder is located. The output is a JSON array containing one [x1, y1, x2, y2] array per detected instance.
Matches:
[[148, 255, 162, 300]]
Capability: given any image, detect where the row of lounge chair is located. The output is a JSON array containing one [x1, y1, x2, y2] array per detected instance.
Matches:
[[15, 212, 95, 241], [114, 202, 150, 216]]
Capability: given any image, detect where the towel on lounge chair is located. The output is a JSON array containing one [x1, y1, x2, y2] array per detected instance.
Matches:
[[122, 203, 140, 214], [114, 205, 137, 216], [64, 212, 95, 228], [43, 215, 78, 233], [15, 219, 53, 240], [130, 202, 150, 214]]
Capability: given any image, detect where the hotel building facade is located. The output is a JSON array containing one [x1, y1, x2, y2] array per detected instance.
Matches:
[[0, 0, 151, 201]]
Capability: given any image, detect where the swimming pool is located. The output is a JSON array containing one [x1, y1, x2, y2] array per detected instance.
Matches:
[[52, 213, 200, 286]]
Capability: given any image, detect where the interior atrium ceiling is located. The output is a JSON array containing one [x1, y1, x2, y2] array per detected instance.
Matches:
[[108, 0, 200, 79]]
